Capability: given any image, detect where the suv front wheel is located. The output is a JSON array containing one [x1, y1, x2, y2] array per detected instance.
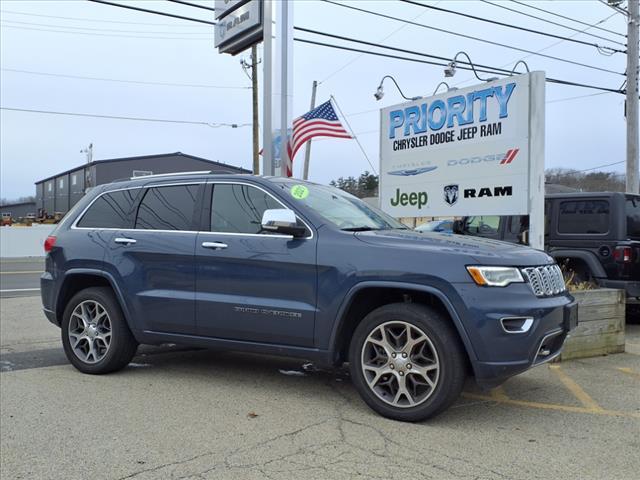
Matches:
[[61, 287, 138, 374], [349, 303, 466, 422]]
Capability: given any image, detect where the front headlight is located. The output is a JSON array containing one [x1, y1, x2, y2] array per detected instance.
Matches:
[[466, 266, 524, 287]]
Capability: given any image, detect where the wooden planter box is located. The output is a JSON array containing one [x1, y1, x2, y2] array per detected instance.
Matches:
[[560, 288, 625, 360]]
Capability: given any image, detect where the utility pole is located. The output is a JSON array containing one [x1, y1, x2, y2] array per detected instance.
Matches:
[[251, 44, 259, 175], [627, 0, 639, 194], [302, 80, 318, 180]]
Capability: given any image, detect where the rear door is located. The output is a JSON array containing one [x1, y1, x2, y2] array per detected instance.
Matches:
[[195, 181, 317, 347], [104, 182, 204, 335]]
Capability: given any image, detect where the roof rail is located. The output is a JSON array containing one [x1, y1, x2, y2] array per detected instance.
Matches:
[[129, 170, 211, 180]]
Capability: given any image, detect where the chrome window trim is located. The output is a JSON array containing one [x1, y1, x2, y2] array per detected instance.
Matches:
[[208, 180, 314, 240], [70, 180, 314, 240]]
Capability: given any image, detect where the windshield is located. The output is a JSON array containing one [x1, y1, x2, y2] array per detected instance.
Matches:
[[273, 181, 407, 231], [627, 196, 640, 239]]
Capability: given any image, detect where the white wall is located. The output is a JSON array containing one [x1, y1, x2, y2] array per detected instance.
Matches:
[[0, 225, 55, 258]]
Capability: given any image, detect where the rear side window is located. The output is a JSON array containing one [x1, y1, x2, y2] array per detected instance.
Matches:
[[77, 190, 137, 228], [135, 185, 199, 231], [558, 200, 609, 234], [627, 196, 640, 239], [211, 184, 281, 234]]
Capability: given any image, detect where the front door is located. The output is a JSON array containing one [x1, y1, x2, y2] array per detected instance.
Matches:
[[195, 182, 317, 347]]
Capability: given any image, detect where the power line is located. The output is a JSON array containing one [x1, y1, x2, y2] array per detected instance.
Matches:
[[294, 27, 622, 93], [450, 11, 621, 89], [320, 1, 625, 76], [86, 0, 216, 26], [0, 106, 250, 128], [597, 0, 629, 16], [570, 160, 625, 173], [400, 0, 626, 54], [0, 23, 209, 41], [0, 9, 210, 27], [165, 0, 216, 12], [547, 91, 612, 104], [479, 0, 625, 47], [318, 3, 436, 85], [510, 0, 625, 38], [1, 68, 250, 90], [1, 18, 212, 35]]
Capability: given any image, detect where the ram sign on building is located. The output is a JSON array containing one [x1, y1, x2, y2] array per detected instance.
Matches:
[[379, 72, 545, 223]]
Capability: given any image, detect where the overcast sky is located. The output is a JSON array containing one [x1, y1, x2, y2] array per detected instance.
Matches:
[[0, 0, 630, 200]]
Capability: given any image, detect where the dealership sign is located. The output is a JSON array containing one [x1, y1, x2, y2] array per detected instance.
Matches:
[[379, 72, 545, 219], [214, 0, 263, 56]]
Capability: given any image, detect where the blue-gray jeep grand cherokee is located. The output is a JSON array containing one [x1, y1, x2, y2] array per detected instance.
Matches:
[[41, 173, 577, 421]]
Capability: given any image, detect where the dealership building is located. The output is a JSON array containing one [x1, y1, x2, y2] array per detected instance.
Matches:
[[34, 152, 250, 216]]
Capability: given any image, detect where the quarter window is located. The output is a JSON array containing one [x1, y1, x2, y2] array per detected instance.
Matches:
[[558, 200, 610, 234], [135, 185, 199, 231], [77, 190, 138, 228], [211, 184, 281, 234]]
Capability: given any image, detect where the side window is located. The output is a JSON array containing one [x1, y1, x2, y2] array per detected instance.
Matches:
[[211, 184, 281, 234], [466, 216, 500, 237], [77, 190, 138, 228], [558, 200, 610, 234], [135, 185, 199, 231]]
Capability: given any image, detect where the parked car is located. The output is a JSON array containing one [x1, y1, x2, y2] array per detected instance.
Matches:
[[41, 173, 576, 421], [415, 219, 453, 233], [455, 192, 640, 312], [1, 213, 12, 226]]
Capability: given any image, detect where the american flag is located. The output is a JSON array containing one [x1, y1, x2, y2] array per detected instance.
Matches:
[[285, 100, 351, 177]]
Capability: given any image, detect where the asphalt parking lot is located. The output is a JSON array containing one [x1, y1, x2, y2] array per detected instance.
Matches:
[[1, 291, 639, 480], [0, 257, 44, 298]]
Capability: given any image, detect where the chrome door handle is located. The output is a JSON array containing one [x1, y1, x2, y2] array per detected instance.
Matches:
[[202, 241, 228, 250], [114, 237, 137, 245]]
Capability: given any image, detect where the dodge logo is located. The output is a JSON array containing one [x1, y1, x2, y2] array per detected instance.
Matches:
[[444, 184, 459, 206]]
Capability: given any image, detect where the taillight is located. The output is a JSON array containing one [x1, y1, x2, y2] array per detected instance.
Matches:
[[613, 246, 632, 263], [44, 235, 57, 253]]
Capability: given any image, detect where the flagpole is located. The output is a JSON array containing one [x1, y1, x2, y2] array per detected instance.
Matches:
[[302, 80, 318, 180], [330, 95, 378, 175]]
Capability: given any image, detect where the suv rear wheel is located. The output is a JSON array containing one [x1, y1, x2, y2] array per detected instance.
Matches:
[[61, 287, 138, 374], [349, 303, 466, 422]]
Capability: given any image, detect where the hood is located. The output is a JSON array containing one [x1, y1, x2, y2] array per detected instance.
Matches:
[[355, 230, 555, 267]]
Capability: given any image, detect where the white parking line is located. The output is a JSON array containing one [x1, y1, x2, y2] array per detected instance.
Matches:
[[0, 288, 40, 293]]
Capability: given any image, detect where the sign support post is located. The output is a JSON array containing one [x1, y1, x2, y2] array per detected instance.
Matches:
[[277, 0, 293, 177], [528, 71, 546, 251], [262, 0, 274, 176]]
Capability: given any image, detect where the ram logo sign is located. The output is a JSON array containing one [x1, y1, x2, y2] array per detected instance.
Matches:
[[379, 72, 545, 218]]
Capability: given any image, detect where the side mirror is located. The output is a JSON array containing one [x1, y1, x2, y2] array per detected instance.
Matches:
[[452, 219, 466, 234], [261, 209, 307, 237]]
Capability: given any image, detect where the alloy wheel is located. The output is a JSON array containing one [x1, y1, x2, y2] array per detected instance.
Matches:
[[361, 321, 440, 408], [68, 300, 112, 364]]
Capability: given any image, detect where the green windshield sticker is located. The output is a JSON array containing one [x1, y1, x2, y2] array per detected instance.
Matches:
[[290, 185, 309, 200]]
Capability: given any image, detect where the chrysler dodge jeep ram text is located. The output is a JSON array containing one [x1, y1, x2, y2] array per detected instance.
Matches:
[[41, 173, 577, 421]]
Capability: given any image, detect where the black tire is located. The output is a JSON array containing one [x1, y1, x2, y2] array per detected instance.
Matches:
[[61, 287, 138, 374], [349, 303, 467, 422]]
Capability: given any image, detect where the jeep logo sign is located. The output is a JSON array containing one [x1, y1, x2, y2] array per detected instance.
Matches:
[[390, 189, 428, 209], [378, 72, 545, 219]]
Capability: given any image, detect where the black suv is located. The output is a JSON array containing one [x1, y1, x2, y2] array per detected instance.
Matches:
[[456, 192, 640, 309]]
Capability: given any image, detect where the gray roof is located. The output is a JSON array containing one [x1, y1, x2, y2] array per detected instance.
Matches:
[[35, 152, 251, 184]]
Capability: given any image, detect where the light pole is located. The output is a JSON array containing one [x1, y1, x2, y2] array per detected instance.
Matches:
[[626, 0, 639, 194]]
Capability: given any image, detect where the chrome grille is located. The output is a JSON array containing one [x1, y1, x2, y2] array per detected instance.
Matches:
[[521, 265, 566, 297]]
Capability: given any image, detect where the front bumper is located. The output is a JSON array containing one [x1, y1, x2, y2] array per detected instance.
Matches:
[[452, 282, 577, 388]]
